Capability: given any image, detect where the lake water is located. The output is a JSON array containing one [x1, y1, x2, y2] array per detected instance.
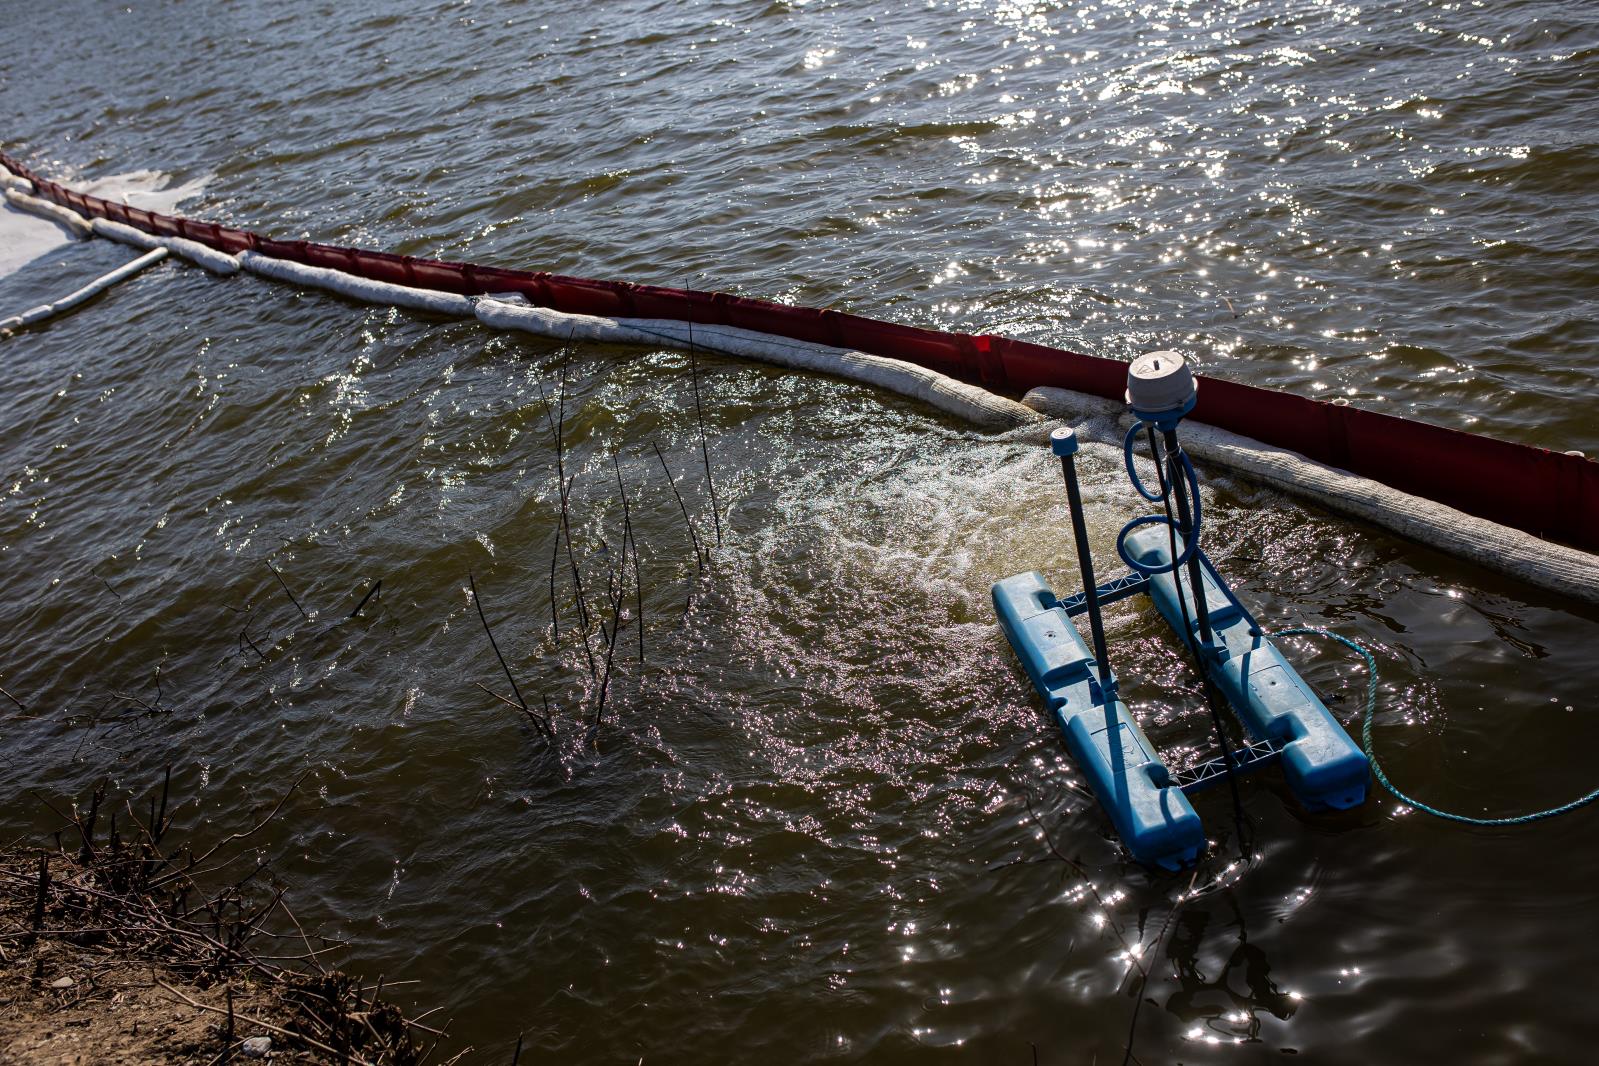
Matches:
[[2, 0, 1597, 1061]]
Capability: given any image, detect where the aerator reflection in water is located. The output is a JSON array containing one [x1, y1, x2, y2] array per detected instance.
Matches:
[[992, 352, 1370, 870]]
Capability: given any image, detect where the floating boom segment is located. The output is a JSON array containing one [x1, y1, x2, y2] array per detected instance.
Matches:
[[3, 150, 1594, 554]]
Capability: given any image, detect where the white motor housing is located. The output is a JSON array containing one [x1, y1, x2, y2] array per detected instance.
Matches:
[[1126, 350, 1197, 415]]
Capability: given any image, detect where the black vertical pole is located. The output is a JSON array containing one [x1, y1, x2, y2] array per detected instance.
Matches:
[[1052, 428, 1113, 690], [1160, 425, 1213, 647]]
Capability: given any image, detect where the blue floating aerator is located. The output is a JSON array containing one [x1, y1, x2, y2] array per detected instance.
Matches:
[[993, 351, 1369, 869]]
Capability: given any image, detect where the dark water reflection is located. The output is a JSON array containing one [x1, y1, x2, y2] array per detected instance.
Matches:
[[3, 0, 1598, 1062]]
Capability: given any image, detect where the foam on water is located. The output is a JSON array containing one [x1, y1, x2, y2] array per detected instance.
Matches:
[[0, 169, 206, 279]]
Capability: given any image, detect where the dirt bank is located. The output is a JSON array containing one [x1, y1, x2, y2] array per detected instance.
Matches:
[[0, 779, 447, 1065]]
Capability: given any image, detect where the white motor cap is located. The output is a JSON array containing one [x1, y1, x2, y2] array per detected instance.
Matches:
[[1125, 350, 1197, 413]]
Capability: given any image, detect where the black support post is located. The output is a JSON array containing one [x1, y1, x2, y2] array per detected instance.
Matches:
[[1160, 425, 1214, 648], [1052, 428, 1113, 690]]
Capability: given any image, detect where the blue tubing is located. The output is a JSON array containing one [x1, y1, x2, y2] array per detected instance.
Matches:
[[1116, 514, 1196, 575], [1122, 422, 1166, 503], [1116, 424, 1203, 576], [1278, 627, 1599, 826]]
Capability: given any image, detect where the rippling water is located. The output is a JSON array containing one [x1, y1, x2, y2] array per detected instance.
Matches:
[[3, 0, 1597, 1062]]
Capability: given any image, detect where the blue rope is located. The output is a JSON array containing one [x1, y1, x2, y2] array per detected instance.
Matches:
[[1275, 626, 1599, 826]]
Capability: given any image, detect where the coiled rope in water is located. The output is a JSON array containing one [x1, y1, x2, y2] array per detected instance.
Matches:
[[1278, 627, 1599, 826]]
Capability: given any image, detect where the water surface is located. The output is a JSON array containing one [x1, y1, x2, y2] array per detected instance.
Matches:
[[2, 1, 1597, 1062]]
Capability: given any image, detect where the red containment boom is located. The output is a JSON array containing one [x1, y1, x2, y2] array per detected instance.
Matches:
[[4, 150, 1593, 555]]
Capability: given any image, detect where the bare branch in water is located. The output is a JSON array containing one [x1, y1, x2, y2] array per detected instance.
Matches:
[[614, 452, 645, 664], [265, 560, 308, 620], [547, 519, 561, 640], [536, 381, 562, 641], [587, 457, 641, 737], [545, 348, 600, 683], [553, 347, 592, 635], [468, 574, 527, 711], [589, 575, 625, 738], [468, 574, 552, 740], [684, 287, 723, 548], [238, 615, 268, 662], [651, 441, 707, 573], [347, 578, 382, 620], [0, 681, 27, 713]]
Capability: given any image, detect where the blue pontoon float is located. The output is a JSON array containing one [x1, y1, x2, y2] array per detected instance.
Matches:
[[992, 353, 1369, 870]]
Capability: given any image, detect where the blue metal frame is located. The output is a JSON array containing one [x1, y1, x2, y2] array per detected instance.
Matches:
[[1172, 737, 1282, 795], [1058, 573, 1149, 617]]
